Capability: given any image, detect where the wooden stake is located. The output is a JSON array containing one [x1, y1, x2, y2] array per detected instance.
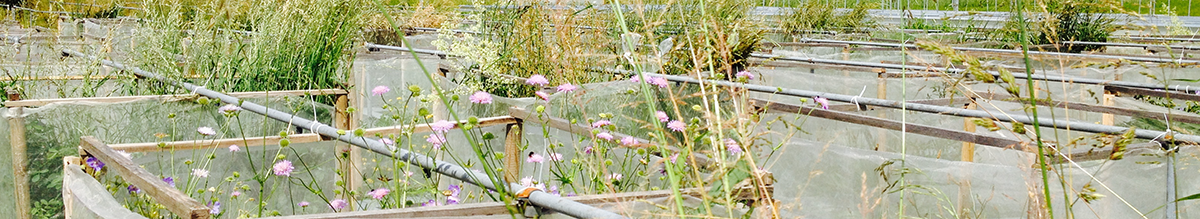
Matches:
[[8, 99, 30, 219], [503, 122, 523, 183], [333, 94, 359, 211], [1102, 90, 1115, 126], [876, 75, 888, 152], [962, 102, 977, 162]]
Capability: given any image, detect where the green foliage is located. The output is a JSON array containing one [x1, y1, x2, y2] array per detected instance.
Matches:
[[781, 0, 875, 33], [1035, 0, 1114, 52]]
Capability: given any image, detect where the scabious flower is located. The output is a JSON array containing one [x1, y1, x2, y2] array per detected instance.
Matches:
[[630, 77, 641, 83], [525, 74, 549, 86], [163, 177, 175, 187], [620, 136, 638, 146], [667, 120, 686, 132], [422, 200, 441, 207], [85, 157, 104, 170], [669, 153, 680, 163], [583, 146, 593, 154], [547, 153, 563, 161], [655, 111, 669, 122], [535, 91, 550, 101], [649, 77, 669, 88], [607, 173, 623, 181], [469, 91, 493, 104], [596, 132, 614, 140], [273, 160, 294, 176], [230, 191, 241, 198], [548, 185, 560, 196], [526, 153, 545, 163], [814, 96, 830, 110], [330, 199, 348, 210], [298, 201, 310, 207], [368, 188, 390, 200], [591, 120, 613, 128], [228, 145, 240, 152], [556, 83, 577, 92], [426, 134, 446, 149], [446, 185, 462, 205], [725, 138, 743, 155], [520, 176, 535, 187], [219, 104, 241, 114], [379, 138, 394, 146], [197, 127, 216, 136], [209, 201, 221, 215], [127, 185, 140, 194], [430, 120, 455, 134], [735, 71, 755, 80], [192, 169, 209, 178], [371, 86, 390, 96]]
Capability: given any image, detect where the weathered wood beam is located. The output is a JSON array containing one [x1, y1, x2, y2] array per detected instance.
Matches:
[[5, 89, 349, 107], [79, 136, 210, 218], [1105, 85, 1200, 102]]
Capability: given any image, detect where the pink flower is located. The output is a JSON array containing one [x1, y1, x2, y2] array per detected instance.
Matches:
[[591, 120, 613, 128], [667, 120, 686, 132], [556, 83, 577, 92], [607, 173, 623, 181], [298, 201, 310, 207], [526, 153, 544, 163], [231, 191, 241, 198], [547, 153, 563, 161], [669, 153, 680, 163], [649, 77, 669, 88], [228, 145, 240, 152], [273, 160, 294, 176], [192, 169, 209, 178], [329, 199, 348, 210], [469, 91, 493, 104], [655, 111, 669, 122], [583, 146, 593, 154], [725, 138, 743, 155], [219, 104, 241, 114], [814, 96, 829, 110], [426, 134, 446, 149], [620, 136, 638, 146], [630, 76, 641, 83], [735, 71, 755, 80], [371, 86, 390, 96], [535, 91, 550, 101], [520, 176, 535, 187], [525, 75, 549, 86], [197, 127, 216, 136], [430, 120, 455, 134], [368, 188, 390, 200], [379, 138, 394, 146], [596, 132, 614, 140]]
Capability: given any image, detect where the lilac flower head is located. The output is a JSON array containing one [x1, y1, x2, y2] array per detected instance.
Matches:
[[725, 138, 743, 155], [548, 185, 560, 196], [430, 120, 456, 134], [426, 134, 446, 149], [197, 127, 216, 136], [669, 153, 680, 163], [371, 86, 390, 96], [596, 132, 614, 140], [620, 136, 638, 146], [735, 71, 755, 80], [556, 83, 578, 92], [422, 199, 441, 207], [85, 157, 104, 170], [591, 120, 613, 128], [583, 146, 594, 154], [330, 199, 348, 210], [231, 191, 241, 198], [209, 201, 221, 215], [526, 75, 550, 86], [163, 177, 175, 187], [520, 176, 535, 187], [547, 153, 563, 161], [368, 188, 391, 200], [630, 77, 641, 83], [814, 96, 830, 110], [219, 104, 241, 114], [192, 169, 209, 178], [526, 153, 545, 163], [127, 185, 140, 194], [667, 120, 686, 132], [298, 201, 310, 207], [378, 138, 395, 146], [273, 160, 294, 176], [655, 111, 669, 123], [469, 91, 493, 104], [228, 145, 240, 152], [446, 185, 462, 205], [607, 173, 623, 181], [649, 77, 669, 88], [535, 91, 550, 101]]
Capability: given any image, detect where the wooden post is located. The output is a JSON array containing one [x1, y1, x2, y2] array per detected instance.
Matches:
[[62, 156, 81, 219], [333, 94, 360, 211], [503, 122, 523, 183], [957, 101, 976, 215], [842, 46, 851, 77], [8, 90, 30, 219], [1102, 90, 1115, 126], [876, 74, 888, 152], [961, 102, 977, 162]]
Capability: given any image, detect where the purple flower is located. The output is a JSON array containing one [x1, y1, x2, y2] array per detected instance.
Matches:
[[85, 157, 104, 170], [596, 132, 614, 140], [669, 153, 680, 163], [620, 136, 638, 146], [273, 160, 294, 176], [649, 77, 669, 88], [556, 83, 577, 92], [209, 201, 221, 215], [371, 86, 390, 96], [219, 104, 241, 114], [163, 177, 175, 187], [368, 188, 390, 200], [548, 185, 559, 196], [583, 146, 593, 154], [228, 145, 240, 152], [447, 185, 462, 205], [197, 127, 216, 136], [630, 77, 641, 83], [127, 185, 140, 194], [607, 173, 623, 181], [298, 201, 310, 207], [192, 169, 209, 178], [656, 111, 669, 122], [814, 96, 829, 110], [735, 71, 755, 80], [422, 199, 441, 207], [725, 138, 743, 155], [379, 138, 395, 146], [469, 91, 493, 104], [591, 120, 613, 128], [426, 134, 446, 149], [547, 153, 563, 161], [526, 75, 550, 86], [526, 153, 545, 163], [330, 199, 348, 210], [535, 91, 550, 101], [520, 176, 535, 187], [430, 120, 455, 134], [231, 191, 241, 198], [667, 120, 686, 132]]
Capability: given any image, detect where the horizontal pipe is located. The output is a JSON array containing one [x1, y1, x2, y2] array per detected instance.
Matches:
[[1063, 41, 1200, 51], [793, 38, 1200, 64], [646, 73, 1200, 144], [365, 43, 448, 57], [62, 49, 625, 219]]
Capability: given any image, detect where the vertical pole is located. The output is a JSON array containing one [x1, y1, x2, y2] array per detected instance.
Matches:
[[61, 156, 81, 219], [876, 74, 888, 152], [503, 122, 523, 183], [842, 46, 851, 77], [957, 101, 976, 215], [961, 102, 976, 162], [1101, 91, 1115, 126], [8, 90, 30, 219], [333, 94, 359, 211]]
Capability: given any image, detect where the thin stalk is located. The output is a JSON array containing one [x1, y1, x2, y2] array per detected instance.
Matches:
[[1014, 2, 1056, 218]]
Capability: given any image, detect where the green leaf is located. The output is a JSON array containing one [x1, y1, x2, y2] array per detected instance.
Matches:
[[1175, 193, 1200, 202], [1171, 78, 1200, 83]]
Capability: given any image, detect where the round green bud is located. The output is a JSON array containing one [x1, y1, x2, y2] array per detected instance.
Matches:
[[279, 139, 290, 148]]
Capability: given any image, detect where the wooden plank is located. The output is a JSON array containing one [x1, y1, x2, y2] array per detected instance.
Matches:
[[503, 123, 523, 183], [962, 102, 977, 162], [5, 89, 349, 107], [971, 90, 1200, 124], [750, 99, 1026, 150], [79, 136, 210, 218], [1104, 85, 1200, 102], [61, 157, 149, 219], [1049, 143, 1161, 163], [333, 94, 359, 211], [507, 107, 715, 167], [9, 106, 30, 219], [362, 116, 519, 137]]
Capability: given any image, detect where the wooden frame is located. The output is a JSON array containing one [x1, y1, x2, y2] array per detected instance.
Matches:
[[5, 89, 348, 108], [78, 136, 211, 218]]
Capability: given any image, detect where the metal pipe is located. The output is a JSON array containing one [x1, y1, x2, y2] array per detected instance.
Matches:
[[645, 72, 1200, 143], [793, 38, 1200, 64], [753, 53, 1200, 93], [61, 49, 625, 219], [1063, 41, 1200, 51], [365, 43, 448, 57]]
